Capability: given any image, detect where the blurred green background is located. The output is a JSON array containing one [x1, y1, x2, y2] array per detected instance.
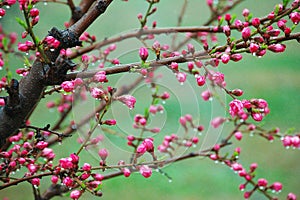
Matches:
[[1, 0, 300, 199]]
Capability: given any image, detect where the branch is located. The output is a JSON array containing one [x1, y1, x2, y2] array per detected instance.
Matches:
[[0, 0, 114, 149]]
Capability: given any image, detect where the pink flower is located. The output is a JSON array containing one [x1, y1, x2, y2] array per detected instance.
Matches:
[[229, 99, 244, 117], [268, 44, 286, 53], [93, 71, 108, 83], [90, 87, 105, 99], [61, 81, 75, 92], [139, 47, 149, 61], [241, 27, 251, 40], [70, 190, 81, 200], [139, 165, 152, 178], [116, 95, 136, 109]]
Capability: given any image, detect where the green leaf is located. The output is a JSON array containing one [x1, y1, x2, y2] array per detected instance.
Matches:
[[230, 14, 237, 24], [283, 0, 290, 7], [6, 71, 13, 83], [274, 4, 280, 15], [2, 37, 8, 51], [141, 61, 150, 68], [15, 17, 27, 30], [218, 17, 224, 26], [144, 107, 149, 117]]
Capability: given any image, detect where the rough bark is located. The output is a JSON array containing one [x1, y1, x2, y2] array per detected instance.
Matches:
[[0, 0, 113, 149]]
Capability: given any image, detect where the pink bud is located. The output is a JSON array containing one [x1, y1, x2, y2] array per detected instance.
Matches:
[[196, 75, 206, 86], [82, 163, 91, 171], [98, 148, 109, 160], [176, 72, 186, 83], [251, 112, 263, 121], [230, 54, 242, 62], [140, 165, 152, 178], [0, 8, 6, 17], [61, 81, 75, 92], [31, 178, 40, 186], [225, 14, 231, 22], [201, 90, 212, 101], [249, 43, 259, 53], [30, 8, 39, 17], [270, 182, 282, 192], [257, 178, 268, 187], [242, 9, 250, 17], [70, 190, 81, 200], [211, 117, 226, 128], [268, 44, 286, 53], [116, 95, 136, 109], [287, 193, 297, 200], [250, 163, 258, 172], [63, 177, 73, 187], [221, 54, 230, 64], [123, 168, 131, 177], [0, 98, 6, 106], [242, 27, 251, 41], [290, 12, 300, 24], [234, 131, 243, 141], [103, 119, 117, 126], [251, 18, 260, 27], [94, 71, 107, 83], [139, 47, 149, 61], [170, 62, 178, 71]]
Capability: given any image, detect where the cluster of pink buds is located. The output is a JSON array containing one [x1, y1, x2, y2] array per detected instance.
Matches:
[[46, 93, 74, 113], [60, 78, 83, 93], [43, 36, 60, 50], [29, 8, 40, 26], [18, 41, 35, 52], [93, 71, 108, 83], [79, 32, 96, 43], [207, 71, 226, 87], [115, 94, 136, 109], [229, 98, 270, 122], [282, 135, 300, 148], [16, 67, 30, 76], [136, 138, 154, 156], [0, 76, 7, 90], [139, 165, 152, 178]]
